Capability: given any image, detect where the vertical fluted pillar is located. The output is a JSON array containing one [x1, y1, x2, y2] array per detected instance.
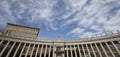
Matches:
[[48, 45, 51, 57], [6, 42, 16, 57], [44, 45, 47, 57], [13, 42, 21, 57], [53, 45, 54, 57], [70, 45, 73, 57], [0, 41, 10, 56], [35, 44, 39, 57], [0, 40, 3, 45], [78, 45, 82, 57], [55, 46, 56, 57], [111, 41, 120, 54], [86, 44, 91, 57], [100, 43, 109, 57], [74, 45, 77, 57], [66, 45, 69, 57], [105, 42, 115, 57], [30, 44, 35, 57], [40, 45, 43, 57], [118, 40, 120, 44], [19, 43, 26, 57], [90, 43, 96, 57], [62, 45, 65, 57], [25, 44, 31, 57], [82, 44, 86, 57], [94, 43, 102, 57]]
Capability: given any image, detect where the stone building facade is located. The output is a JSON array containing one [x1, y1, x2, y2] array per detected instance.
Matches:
[[2, 23, 39, 40], [0, 23, 120, 57]]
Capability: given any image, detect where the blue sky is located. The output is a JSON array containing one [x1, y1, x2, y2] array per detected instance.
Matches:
[[0, 0, 120, 40]]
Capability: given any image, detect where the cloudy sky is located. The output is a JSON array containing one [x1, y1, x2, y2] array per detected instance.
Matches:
[[0, 0, 120, 40]]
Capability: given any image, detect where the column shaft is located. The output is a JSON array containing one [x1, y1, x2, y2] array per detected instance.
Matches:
[[78, 45, 82, 57], [35, 44, 39, 57], [82, 44, 86, 57], [19, 43, 26, 57], [6, 42, 16, 57], [55, 46, 56, 57], [0, 41, 10, 56], [13, 42, 21, 57], [70, 45, 73, 57], [25, 44, 31, 57], [100, 43, 109, 57], [74, 45, 77, 57], [111, 41, 120, 54], [53, 45, 54, 57], [0, 40, 3, 45], [44, 45, 47, 57], [105, 42, 115, 57], [30, 44, 35, 57], [48, 45, 52, 57], [95, 43, 102, 57], [62, 45, 65, 57], [66, 45, 69, 57], [90, 44, 96, 57], [86, 44, 91, 57], [40, 45, 43, 57]]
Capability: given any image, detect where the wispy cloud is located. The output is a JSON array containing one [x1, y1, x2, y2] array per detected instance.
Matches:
[[0, 0, 120, 39]]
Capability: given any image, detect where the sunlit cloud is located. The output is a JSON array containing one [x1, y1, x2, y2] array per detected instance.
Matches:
[[0, 0, 120, 39]]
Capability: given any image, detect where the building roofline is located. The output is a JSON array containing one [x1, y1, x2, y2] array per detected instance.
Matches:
[[7, 23, 40, 30]]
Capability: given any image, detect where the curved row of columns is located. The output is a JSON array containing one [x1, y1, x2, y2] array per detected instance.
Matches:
[[0, 40, 54, 57], [65, 41, 120, 57], [0, 39, 120, 57]]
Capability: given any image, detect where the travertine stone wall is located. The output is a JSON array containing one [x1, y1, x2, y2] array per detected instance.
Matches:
[[2, 23, 39, 40]]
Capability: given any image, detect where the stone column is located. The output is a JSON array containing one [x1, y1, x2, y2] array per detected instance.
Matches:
[[105, 42, 115, 57], [70, 45, 73, 57], [90, 43, 96, 57], [77, 45, 82, 57], [0, 40, 3, 45], [100, 43, 108, 57], [0, 41, 10, 56], [25, 44, 31, 57], [40, 45, 43, 57], [118, 40, 120, 44], [44, 45, 48, 57], [53, 45, 54, 57], [55, 46, 56, 57], [82, 44, 86, 57], [94, 43, 102, 57], [13, 42, 21, 57], [62, 45, 65, 57], [35, 44, 39, 57], [6, 42, 16, 57], [111, 41, 120, 54], [30, 44, 35, 57], [19, 43, 26, 57], [66, 45, 69, 57], [86, 44, 91, 57], [48, 45, 52, 57], [74, 45, 77, 57]]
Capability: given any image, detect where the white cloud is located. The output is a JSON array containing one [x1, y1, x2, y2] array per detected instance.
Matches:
[[0, 0, 120, 39], [67, 27, 84, 36], [68, 0, 88, 11], [66, 0, 120, 38], [0, 0, 16, 26]]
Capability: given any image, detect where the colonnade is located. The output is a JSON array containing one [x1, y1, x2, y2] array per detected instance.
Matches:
[[0, 40, 54, 57], [0, 36, 120, 57], [65, 41, 120, 57]]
